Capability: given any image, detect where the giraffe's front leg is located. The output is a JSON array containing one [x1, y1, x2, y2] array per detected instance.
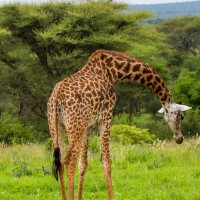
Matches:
[[100, 122, 115, 200]]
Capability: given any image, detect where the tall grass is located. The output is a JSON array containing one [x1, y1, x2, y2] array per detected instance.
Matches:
[[1, 138, 200, 199]]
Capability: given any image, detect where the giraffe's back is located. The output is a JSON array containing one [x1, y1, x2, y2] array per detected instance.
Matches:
[[50, 71, 113, 130]]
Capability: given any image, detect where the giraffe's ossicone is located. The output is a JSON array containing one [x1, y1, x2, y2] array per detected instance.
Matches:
[[47, 49, 191, 200]]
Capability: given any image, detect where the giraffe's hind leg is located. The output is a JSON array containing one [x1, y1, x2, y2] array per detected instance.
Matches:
[[64, 130, 83, 200], [78, 132, 88, 200], [58, 164, 66, 200], [57, 123, 67, 200]]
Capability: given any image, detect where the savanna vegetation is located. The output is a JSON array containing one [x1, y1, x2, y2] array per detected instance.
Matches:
[[0, 0, 200, 199], [1, 139, 200, 199], [0, 0, 199, 144]]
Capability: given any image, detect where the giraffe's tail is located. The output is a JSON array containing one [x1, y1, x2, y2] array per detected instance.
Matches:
[[52, 147, 61, 181], [47, 82, 62, 180]]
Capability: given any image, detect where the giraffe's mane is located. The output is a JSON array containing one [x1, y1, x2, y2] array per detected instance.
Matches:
[[89, 49, 139, 62], [89, 49, 166, 87]]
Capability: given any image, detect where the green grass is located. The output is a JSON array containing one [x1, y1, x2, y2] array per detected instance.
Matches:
[[1, 138, 200, 200]]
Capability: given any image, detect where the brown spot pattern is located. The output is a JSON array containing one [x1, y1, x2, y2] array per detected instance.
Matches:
[[47, 49, 172, 200]]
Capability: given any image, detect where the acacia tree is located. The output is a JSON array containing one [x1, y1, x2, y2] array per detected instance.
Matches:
[[0, 1, 169, 137], [158, 16, 200, 56], [156, 16, 200, 82]]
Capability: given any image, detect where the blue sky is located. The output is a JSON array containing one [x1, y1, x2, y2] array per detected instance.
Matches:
[[0, 0, 199, 5]]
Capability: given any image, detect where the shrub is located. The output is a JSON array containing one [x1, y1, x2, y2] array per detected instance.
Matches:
[[0, 112, 38, 144], [110, 124, 156, 145], [133, 115, 172, 140], [113, 113, 131, 125], [132, 110, 200, 139], [113, 113, 174, 140], [182, 109, 200, 137]]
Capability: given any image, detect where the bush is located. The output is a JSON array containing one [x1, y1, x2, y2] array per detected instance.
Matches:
[[133, 110, 200, 139], [110, 124, 156, 145], [113, 110, 200, 140], [113, 113, 172, 140], [0, 112, 38, 144], [133, 115, 172, 140], [182, 109, 200, 137], [113, 113, 132, 125]]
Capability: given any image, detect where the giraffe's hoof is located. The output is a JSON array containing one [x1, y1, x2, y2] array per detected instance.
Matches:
[[175, 135, 184, 144]]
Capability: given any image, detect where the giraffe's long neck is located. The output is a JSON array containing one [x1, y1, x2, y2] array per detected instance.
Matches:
[[116, 61, 173, 107], [89, 50, 173, 109]]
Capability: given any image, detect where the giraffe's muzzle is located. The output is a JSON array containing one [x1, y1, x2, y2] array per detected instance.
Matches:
[[174, 135, 184, 144]]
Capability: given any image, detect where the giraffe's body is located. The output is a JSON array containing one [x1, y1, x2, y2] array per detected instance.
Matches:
[[47, 50, 191, 200]]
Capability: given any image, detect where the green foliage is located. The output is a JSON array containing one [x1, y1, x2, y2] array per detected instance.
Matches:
[[113, 113, 173, 140], [44, 137, 53, 151], [111, 124, 156, 144], [173, 72, 200, 108], [113, 113, 132, 125], [0, 113, 39, 144], [0, 1, 198, 143], [158, 16, 200, 56], [113, 110, 200, 140], [0, 1, 157, 139], [182, 109, 200, 137], [141, 93, 161, 115], [180, 55, 200, 76]]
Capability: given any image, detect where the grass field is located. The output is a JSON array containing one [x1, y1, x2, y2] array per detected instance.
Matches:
[[0, 137, 200, 200]]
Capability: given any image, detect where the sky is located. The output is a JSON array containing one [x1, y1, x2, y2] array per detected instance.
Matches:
[[0, 0, 199, 5]]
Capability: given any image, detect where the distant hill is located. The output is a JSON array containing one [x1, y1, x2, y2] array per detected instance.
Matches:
[[127, 1, 200, 22]]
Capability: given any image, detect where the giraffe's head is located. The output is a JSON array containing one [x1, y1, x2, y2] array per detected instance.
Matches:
[[158, 103, 191, 144]]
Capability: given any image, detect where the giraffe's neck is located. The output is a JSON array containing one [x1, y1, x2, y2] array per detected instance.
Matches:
[[123, 62, 172, 108], [88, 50, 173, 109]]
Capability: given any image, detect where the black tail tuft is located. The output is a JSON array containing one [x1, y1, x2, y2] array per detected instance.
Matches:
[[52, 147, 61, 181]]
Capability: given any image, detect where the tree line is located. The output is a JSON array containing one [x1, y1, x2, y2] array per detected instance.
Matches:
[[0, 0, 199, 143]]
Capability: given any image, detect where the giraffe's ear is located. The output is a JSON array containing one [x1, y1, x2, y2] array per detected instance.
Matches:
[[158, 107, 165, 114], [176, 104, 192, 112]]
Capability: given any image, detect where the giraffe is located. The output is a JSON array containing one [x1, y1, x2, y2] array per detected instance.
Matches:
[[47, 49, 191, 200]]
